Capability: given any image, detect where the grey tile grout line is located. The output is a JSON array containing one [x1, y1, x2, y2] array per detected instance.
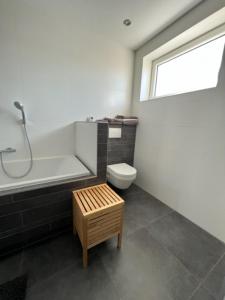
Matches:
[[123, 200, 174, 238], [124, 210, 175, 238], [95, 252, 124, 300], [124, 207, 201, 290], [204, 250, 225, 281], [145, 225, 201, 284], [148, 209, 175, 226], [199, 251, 225, 299], [146, 209, 225, 300], [188, 251, 225, 300], [187, 281, 207, 300], [126, 223, 201, 300], [122, 210, 194, 295]]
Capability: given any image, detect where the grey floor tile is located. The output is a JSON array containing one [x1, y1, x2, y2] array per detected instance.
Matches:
[[0, 252, 24, 285], [190, 287, 216, 300], [22, 233, 82, 287], [100, 227, 198, 300], [123, 191, 173, 236], [148, 212, 225, 279], [203, 254, 225, 299], [26, 256, 120, 300], [164, 272, 199, 300]]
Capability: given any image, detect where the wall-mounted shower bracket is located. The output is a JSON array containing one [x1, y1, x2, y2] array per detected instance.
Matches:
[[0, 148, 16, 154]]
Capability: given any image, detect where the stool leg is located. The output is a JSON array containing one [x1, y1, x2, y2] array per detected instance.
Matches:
[[117, 214, 123, 249], [117, 232, 122, 249], [73, 224, 77, 235], [83, 247, 88, 268]]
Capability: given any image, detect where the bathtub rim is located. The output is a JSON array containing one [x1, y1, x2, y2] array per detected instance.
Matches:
[[0, 155, 95, 197], [0, 173, 98, 197]]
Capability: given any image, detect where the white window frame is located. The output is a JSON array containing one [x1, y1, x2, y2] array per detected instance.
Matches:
[[149, 23, 225, 98]]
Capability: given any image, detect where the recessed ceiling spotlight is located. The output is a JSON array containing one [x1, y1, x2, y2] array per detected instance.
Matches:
[[123, 19, 132, 26]]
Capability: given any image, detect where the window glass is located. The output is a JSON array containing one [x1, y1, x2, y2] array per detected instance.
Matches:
[[154, 35, 225, 97]]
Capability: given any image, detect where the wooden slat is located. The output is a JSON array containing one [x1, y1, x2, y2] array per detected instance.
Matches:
[[77, 193, 91, 212], [80, 190, 95, 211], [105, 184, 124, 201], [92, 187, 110, 205], [88, 226, 120, 245], [101, 185, 119, 203], [98, 185, 115, 203], [84, 189, 100, 209], [85, 202, 123, 219], [102, 185, 120, 202], [98, 185, 118, 204], [88, 218, 121, 234], [88, 213, 121, 226], [93, 187, 111, 205], [88, 230, 120, 245], [89, 223, 120, 237], [74, 194, 86, 214], [87, 232, 120, 249], [100, 186, 115, 203], [103, 184, 123, 202], [91, 188, 108, 206], [88, 209, 121, 225], [88, 189, 105, 208], [73, 183, 106, 193]]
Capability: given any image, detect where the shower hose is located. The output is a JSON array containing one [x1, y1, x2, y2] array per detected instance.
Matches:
[[0, 124, 33, 178]]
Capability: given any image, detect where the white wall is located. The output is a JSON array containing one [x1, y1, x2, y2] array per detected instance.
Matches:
[[74, 122, 97, 175], [132, 0, 225, 243], [0, 0, 133, 160]]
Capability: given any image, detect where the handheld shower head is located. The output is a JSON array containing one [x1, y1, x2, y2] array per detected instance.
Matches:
[[14, 101, 26, 124], [14, 101, 24, 110]]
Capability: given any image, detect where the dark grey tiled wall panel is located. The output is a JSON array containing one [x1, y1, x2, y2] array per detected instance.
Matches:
[[0, 123, 108, 257], [97, 123, 108, 179], [22, 199, 71, 227], [107, 125, 137, 166], [0, 191, 71, 217], [0, 213, 22, 233]]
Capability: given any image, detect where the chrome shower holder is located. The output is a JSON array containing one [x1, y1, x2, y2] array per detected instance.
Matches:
[[0, 147, 16, 154]]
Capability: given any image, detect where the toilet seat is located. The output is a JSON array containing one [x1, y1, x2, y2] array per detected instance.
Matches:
[[107, 163, 137, 180]]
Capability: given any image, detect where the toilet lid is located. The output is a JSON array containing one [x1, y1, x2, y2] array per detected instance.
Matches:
[[107, 163, 137, 178]]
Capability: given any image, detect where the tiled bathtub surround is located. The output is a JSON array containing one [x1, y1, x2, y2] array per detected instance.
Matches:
[[107, 124, 137, 166], [0, 123, 108, 256]]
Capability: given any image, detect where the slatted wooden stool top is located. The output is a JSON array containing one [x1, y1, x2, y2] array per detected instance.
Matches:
[[73, 183, 124, 216], [72, 183, 124, 267]]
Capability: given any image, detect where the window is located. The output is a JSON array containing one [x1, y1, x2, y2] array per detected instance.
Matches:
[[150, 25, 225, 98]]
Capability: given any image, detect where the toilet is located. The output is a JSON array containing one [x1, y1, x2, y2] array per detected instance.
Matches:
[[107, 163, 137, 189]]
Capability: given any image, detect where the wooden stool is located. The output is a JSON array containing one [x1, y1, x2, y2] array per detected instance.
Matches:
[[72, 183, 124, 267]]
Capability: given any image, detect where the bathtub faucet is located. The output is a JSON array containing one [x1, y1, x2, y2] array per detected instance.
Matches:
[[0, 147, 16, 154]]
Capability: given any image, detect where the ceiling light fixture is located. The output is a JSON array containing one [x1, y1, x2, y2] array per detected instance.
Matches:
[[123, 19, 132, 26]]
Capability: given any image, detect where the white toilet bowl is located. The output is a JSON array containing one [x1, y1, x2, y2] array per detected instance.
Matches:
[[107, 163, 137, 189]]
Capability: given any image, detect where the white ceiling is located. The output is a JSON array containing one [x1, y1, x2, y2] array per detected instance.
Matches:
[[71, 0, 203, 49]]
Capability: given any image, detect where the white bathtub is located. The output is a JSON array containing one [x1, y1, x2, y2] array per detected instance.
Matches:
[[0, 155, 91, 194]]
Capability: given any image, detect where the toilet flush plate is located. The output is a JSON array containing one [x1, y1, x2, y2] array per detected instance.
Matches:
[[108, 127, 122, 138]]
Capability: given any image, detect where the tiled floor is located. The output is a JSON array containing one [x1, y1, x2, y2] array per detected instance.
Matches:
[[0, 184, 225, 300]]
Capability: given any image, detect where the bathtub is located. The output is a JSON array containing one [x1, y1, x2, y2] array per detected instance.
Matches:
[[0, 155, 91, 194]]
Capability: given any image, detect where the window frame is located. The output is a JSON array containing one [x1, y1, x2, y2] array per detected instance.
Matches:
[[149, 23, 225, 98]]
